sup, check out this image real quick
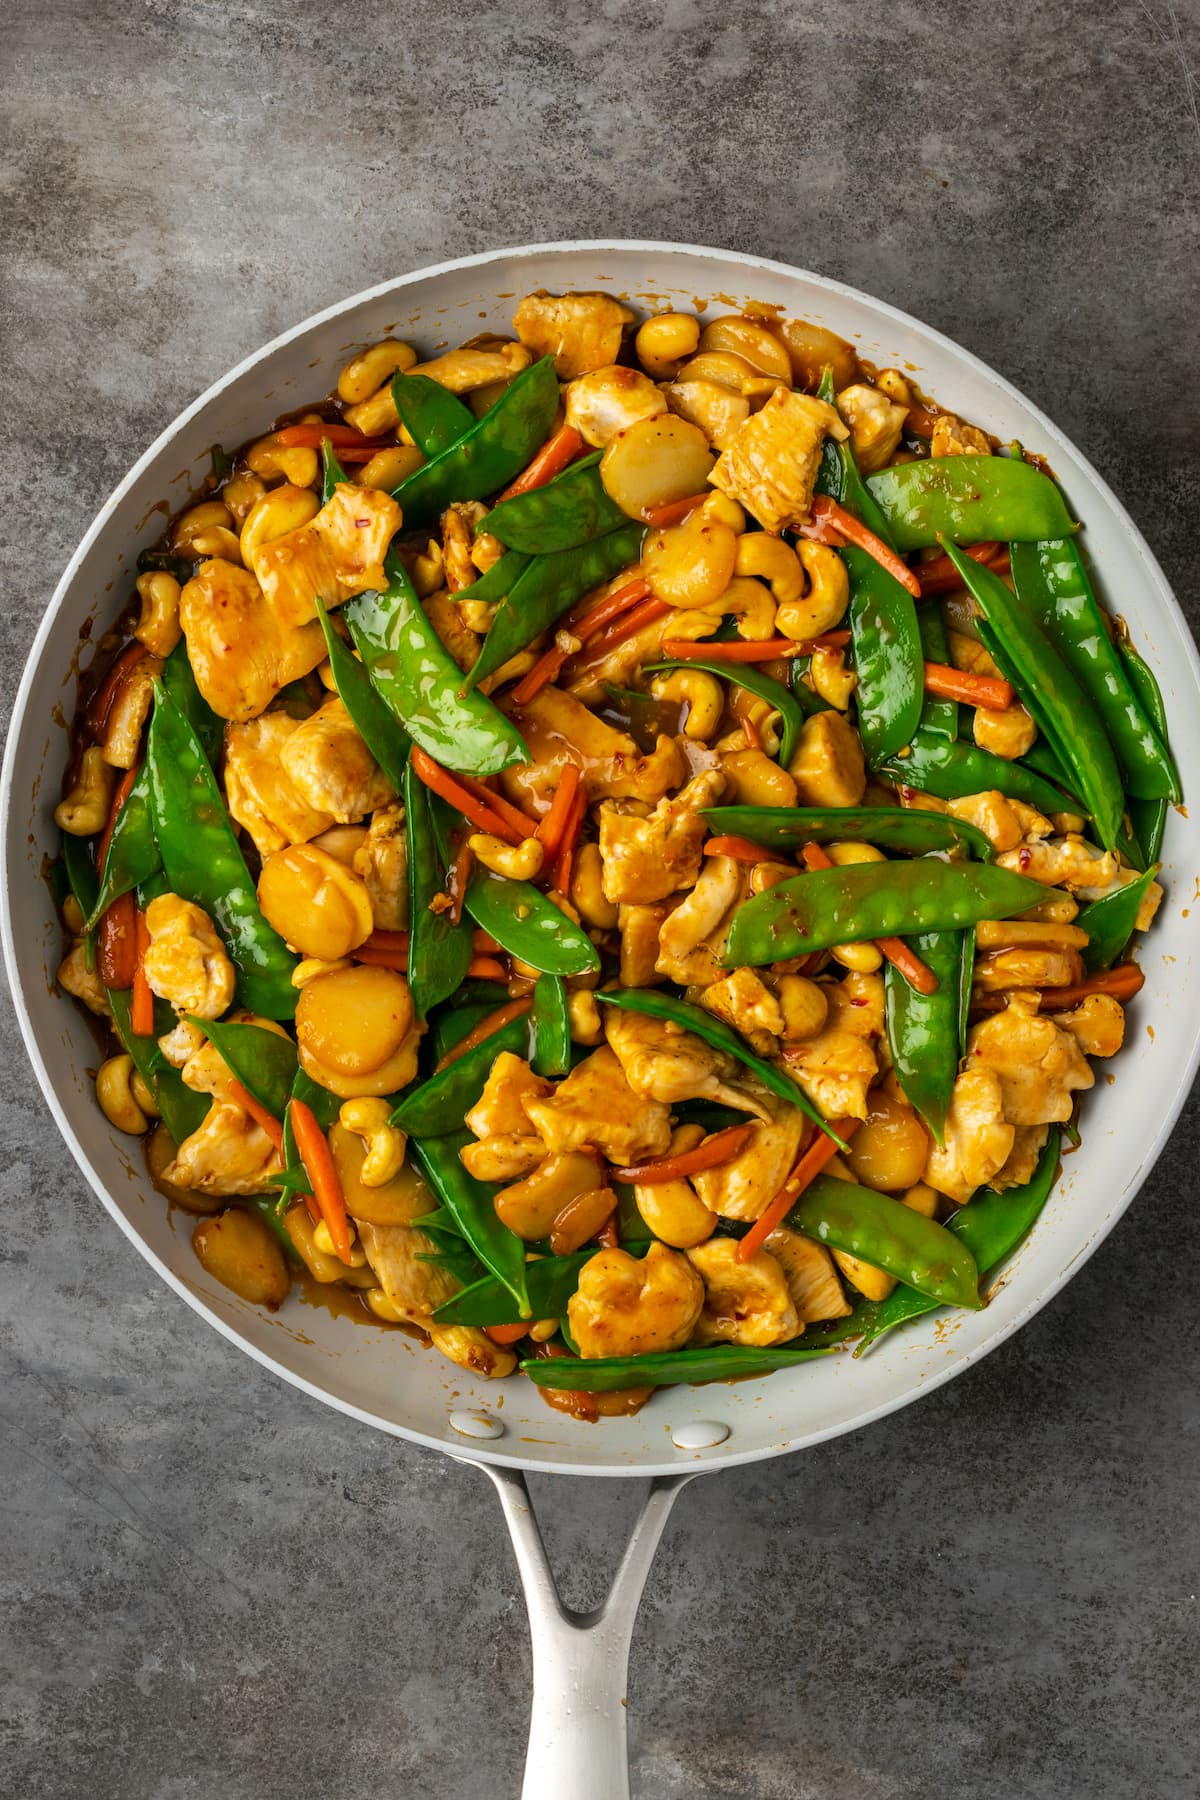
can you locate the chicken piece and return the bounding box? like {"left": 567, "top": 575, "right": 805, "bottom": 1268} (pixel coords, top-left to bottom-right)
{"left": 251, "top": 484, "right": 401, "bottom": 632}
{"left": 945, "top": 790, "right": 1029, "bottom": 854}
{"left": 157, "top": 1019, "right": 205, "bottom": 1068}
{"left": 619, "top": 900, "right": 674, "bottom": 987}
{"left": 279, "top": 696, "right": 395, "bottom": 822}
{"left": 947, "top": 629, "right": 1005, "bottom": 680}
{"left": 836, "top": 383, "right": 909, "bottom": 474}
{"left": 465, "top": 1052, "right": 553, "bottom": 1140}
{"left": 1051, "top": 993, "right": 1125, "bottom": 1058}
{"left": 660, "top": 377, "right": 749, "bottom": 452}
{"left": 989, "top": 1123, "right": 1050, "bottom": 1192}
{"left": 822, "top": 971, "right": 886, "bottom": 1040}
{"left": 352, "top": 803, "right": 408, "bottom": 931}
{"left": 692, "top": 1103, "right": 809, "bottom": 1222}
{"left": 967, "top": 991, "right": 1094, "bottom": 1125}
{"left": 973, "top": 947, "right": 1084, "bottom": 992}
{"left": 522, "top": 1046, "right": 672, "bottom": 1163}
{"left": 143, "top": 894, "right": 236, "bottom": 1020}
{"left": 163, "top": 1100, "right": 281, "bottom": 1196}
{"left": 783, "top": 1025, "right": 878, "bottom": 1121}
{"left": 179, "top": 1013, "right": 290, "bottom": 1102}
{"left": 603, "top": 1006, "right": 771, "bottom": 1119}
{"left": 788, "top": 709, "right": 867, "bottom": 809}
{"left": 597, "top": 770, "right": 726, "bottom": 904}
{"left": 424, "top": 588, "right": 481, "bottom": 674}
{"left": 764, "top": 1225, "right": 852, "bottom": 1323}
{"left": 224, "top": 713, "right": 335, "bottom": 857}
{"left": 567, "top": 1242, "right": 704, "bottom": 1358}
{"left": 441, "top": 502, "right": 490, "bottom": 592}
{"left": 357, "top": 1219, "right": 459, "bottom": 1321}
{"left": 699, "top": 967, "right": 785, "bottom": 1057}
{"left": 687, "top": 1238, "right": 801, "bottom": 1346}
{"left": 505, "top": 685, "right": 684, "bottom": 817}
{"left": 974, "top": 702, "right": 1037, "bottom": 760}
{"left": 710, "top": 389, "right": 847, "bottom": 532}
{"left": 566, "top": 365, "right": 667, "bottom": 446}
{"left": 997, "top": 834, "right": 1122, "bottom": 894}
{"left": 931, "top": 414, "right": 991, "bottom": 458}
{"left": 923, "top": 1066, "right": 1016, "bottom": 1205}
{"left": 427, "top": 1324, "right": 517, "bottom": 1380}
{"left": 179, "top": 560, "right": 327, "bottom": 722}
{"left": 409, "top": 344, "right": 531, "bottom": 393}
{"left": 513, "top": 290, "right": 635, "bottom": 378}
{"left": 655, "top": 853, "right": 742, "bottom": 987}
{"left": 57, "top": 942, "right": 112, "bottom": 1018}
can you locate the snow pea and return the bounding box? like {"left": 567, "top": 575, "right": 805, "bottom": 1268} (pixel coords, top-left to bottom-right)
{"left": 1009, "top": 539, "right": 1177, "bottom": 803}
{"left": 316, "top": 599, "right": 409, "bottom": 789}
{"left": 1119, "top": 637, "right": 1176, "bottom": 865}
{"left": 321, "top": 440, "right": 349, "bottom": 504}
{"left": 85, "top": 764, "right": 160, "bottom": 930}
{"left": 884, "top": 928, "right": 970, "bottom": 1145}
{"left": 844, "top": 545, "right": 924, "bottom": 763}
{"left": 647, "top": 658, "right": 806, "bottom": 768}
{"left": 814, "top": 368, "right": 896, "bottom": 545}
{"left": 520, "top": 1342, "right": 834, "bottom": 1392}
{"left": 146, "top": 686, "right": 298, "bottom": 1019}
{"left": 463, "top": 522, "right": 645, "bottom": 693}
{"left": 410, "top": 1129, "right": 529, "bottom": 1314}
{"left": 109, "top": 987, "right": 209, "bottom": 1147}
{"left": 702, "top": 804, "right": 993, "bottom": 861}
{"left": 392, "top": 355, "right": 559, "bottom": 527}
{"left": 453, "top": 548, "right": 533, "bottom": 611}
{"left": 161, "top": 638, "right": 223, "bottom": 765}
{"left": 403, "top": 756, "right": 472, "bottom": 1020}
{"left": 917, "top": 600, "right": 957, "bottom": 739}
{"left": 875, "top": 727, "right": 1079, "bottom": 817}
{"left": 725, "top": 858, "right": 1048, "bottom": 965}
{"left": 345, "top": 555, "right": 527, "bottom": 776}
{"left": 866, "top": 456, "right": 1078, "bottom": 551}
{"left": 464, "top": 865, "right": 600, "bottom": 976}
{"left": 390, "top": 372, "right": 474, "bottom": 458}
{"left": 788, "top": 656, "right": 833, "bottom": 717}
{"left": 788, "top": 1172, "right": 982, "bottom": 1309}
{"left": 434, "top": 1249, "right": 600, "bottom": 1327}
{"left": 940, "top": 537, "right": 1124, "bottom": 851}
{"left": 392, "top": 1010, "right": 530, "bottom": 1136}
{"left": 1017, "top": 733, "right": 1086, "bottom": 806}
{"left": 594, "top": 988, "right": 844, "bottom": 1146}
{"left": 1077, "top": 869, "right": 1159, "bottom": 971}
{"left": 61, "top": 828, "right": 100, "bottom": 922}
{"left": 485, "top": 454, "right": 629, "bottom": 553}
{"left": 189, "top": 1015, "right": 298, "bottom": 1119}
{"left": 530, "top": 973, "right": 571, "bottom": 1077}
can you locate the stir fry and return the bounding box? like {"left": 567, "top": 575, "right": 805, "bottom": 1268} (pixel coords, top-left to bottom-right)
{"left": 53, "top": 291, "right": 1179, "bottom": 1419}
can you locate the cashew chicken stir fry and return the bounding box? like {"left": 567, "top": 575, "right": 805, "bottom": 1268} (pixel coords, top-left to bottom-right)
{"left": 55, "top": 289, "right": 1179, "bottom": 1419}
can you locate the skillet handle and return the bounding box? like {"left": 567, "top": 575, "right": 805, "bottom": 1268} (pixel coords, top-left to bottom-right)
{"left": 465, "top": 1461, "right": 694, "bottom": 1799}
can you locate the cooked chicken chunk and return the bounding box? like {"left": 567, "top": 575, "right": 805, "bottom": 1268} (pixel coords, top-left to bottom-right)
{"left": 603, "top": 1006, "right": 771, "bottom": 1118}
{"left": 567, "top": 1242, "right": 704, "bottom": 1358}
{"left": 1052, "top": 993, "right": 1125, "bottom": 1058}
{"left": 974, "top": 947, "right": 1084, "bottom": 992}
{"left": 179, "top": 559, "right": 327, "bottom": 722}
{"left": 931, "top": 414, "right": 991, "bottom": 457}
{"left": 251, "top": 484, "right": 401, "bottom": 632}
{"left": 279, "top": 696, "right": 395, "bottom": 822}
{"left": 409, "top": 344, "right": 531, "bottom": 393}
{"left": 597, "top": 770, "right": 725, "bottom": 904}
{"left": 783, "top": 1025, "right": 878, "bottom": 1121}
{"left": 656, "top": 854, "right": 742, "bottom": 987}
{"left": 163, "top": 1100, "right": 281, "bottom": 1196}
{"left": 687, "top": 1238, "right": 801, "bottom": 1346}
{"left": 967, "top": 991, "right": 1094, "bottom": 1125}
{"left": 57, "top": 941, "right": 112, "bottom": 1017}
{"left": 946, "top": 790, "right": 1037, "bottom": 854}
{"left": 699, "top": 967, "right": 785, "bottom": 1057}
{"left": 513, "top": 290, "right": 635, "bottom": 378}
{"left": 974, "top": 702, "right": 1037, "bottom": 760}
{"left": 764, "top": 1226, "right": 852, "bottom": 1322}
{"left": 143, "top": 894, "right": 236, "bottom": 1020}
{"left": 789, "top": 709, "right": 867, "bottom": 809}
{"left": 225, "top": 712, "right": 334, "bottom": 857}
{"left": 710, "top": 389, "right": 847, "bottom": 532}
{"left": 465, "top": 1052, "right": 553, "bottom": 1140}
{"left": 997, "top": 834, "right": 1121, "bottom": 893}
{"left": 352, "top": 803, "right": 408, "bottom": 931}
{"left": 836, "top": 383, "right": 909, "bottom": 474}
{"left": 822, "top": 971, "right": 886, "bottom": 1040}
{"left": 923, "top": 1067, "right": 1015, "bottom": 1205}
{"left": 989, "top": 1123, "right": 1050, "bottom": 1192}
{"left": 521, "top": 1046, "right": 672, "bottom": 1164}
{"left": 505, "top": 686, "right": 684, "bottom": 818}
{"left": 357, "top": 1219, "right": 459, "bottom": 1321}
{"left": 691, "top": 1104, "right": 809, "bottom": 1222}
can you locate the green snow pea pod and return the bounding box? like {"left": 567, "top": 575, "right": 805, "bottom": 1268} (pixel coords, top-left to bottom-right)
{"left": 345, "top": 556, "right": 527, "bottom": 776}
{"left": 787, "top": 1173, "right": 982, "bottom": 1309}
{"left": 463, "top": 522, "right": 645, "bottom": 694}
{"left": 814, "top": 368, "right": 896, "bottom": 545}
{"left": 876, "top": 728, "right": 1079, "bottom": 817}
{"left": 939, "top": 538, "right": 1124, "bottom": 851}
{"left": 866, "top": 456, "right": 1078, "bottom": 551}
{"left": 410, "top": 1129, "right": 529, "bottom": 1314}
{"left": 403, "top": 757, "right": 472, "bottom": 1021}
{"left": 85, "top": 764, "right": 160, "bottom": 929}
{"left": 725, "top": 858, "right": 1048, "bottom": 965}
{"left": 390, "top": 372, "right": 474, "bottom": 458}
{"left": 430, "top": 990, "right": 509, "bottom": 1062}
{"left": 391, "top": 356, "right": 560, "bottom": 527}
{"left": 188, "top": 1015, "right": 298, "bottom": 1119}
{"left": 1119, "top": 636, "right": 1176, "bottom": 865}
{"left": 917, "top": 600, "right": 957, "bottom": 739}
{"left": 1016, "top": 732, "right": 1087, "bottom": 806}
{"left": 520, "top": 1342, "right": 834, "bottom": 1392}
{"left": 161, "top": 638, "right": 223, "bottom": 765}
{"left": 484, "top": 453, "right": 629, "bottom": 553}
{"left": 392, "top": 1010, "right": 531, "bottom": 1136}
{"left": 530, "top": 974, "right": 571, "bottom": 1078}
{"left": 145, "top": 686, "right": 298, "bottom": 1019}
{"left": 822, "top": 1128, "right": 1060, "bottom": 1350}
{"left": 1009, "top": 540, "right": 1177, "bottom": 803}
{"left": 843, "top": 546, "right": 924, "bottom": 763}
{"left": 884, "top": 928, "right": 970, "bottom": 1145}
{"left": 316, "top": 599, "right": 410, "bottom": 789}
{"left": 647, "top": 658, "right": 806, "bottom": 769}
{"left": 702, "top": 804, "right": 992, "bottom": 860}
{"left": 788, "top": 656, "right": 833, "bottom": 718}
{"left": 108, "top": 987, "right": 209, "bottom": 1147}
{"left": 594, "top": 988, "right": 845, "bottom": 1147}
{"left": 321, "top": 440, "right": 349, "bottom": 504}
{"left": 453, "top": 548, "right": 533, "bottom": 611}
{"left": 1077, "top": 868, "right": 1159, "bottom": 971}
{"left": 434, "top": 1248, "right": 606, "bottom": 1327}
{"left": 464, "top": 865, "right": 600, "bottom": 976}
{"left": 61, "top": 828, "right": 100, "bottom": 922}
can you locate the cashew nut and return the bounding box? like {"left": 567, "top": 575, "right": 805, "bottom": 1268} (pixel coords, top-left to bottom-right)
{"left": 245, "top": 432, "right": 318, "bottom": 488}
{"left": 357, "top": 445, "right": 424, "bottom": 491}
{"left": 697, "top": 315, "right": 793, "bottom": 383}
{"left": 337, "top": 339, "right": 418, "bottom": 405}
{"left": 291, "top": 956, "right": 352, "bottom": 989}
{"left": 173, "top": 501, "right": 239, "bottom": 563}
{"left": 313, "top": 1216, "right": 368, "bottom": 1267}
{"left": 697, "top": 492, "right": 746, "bottom": 533}
{"left": 468, "top": 831, "right": 545, "bottom": 881}
{"left": 672, "top": 574, "right": 777, "bottom": 643}
{"left": 809, "top": 647, "right": 857, "bottom": 711}
{"left": 567, "top": 988, "right": 605, "bottom": 1044}
{"left": 412, "top": 540, "right": 444, "bottom": 596}
{"left": 134, "top": 572, "right": 182, "bottom": 657}
{"left": 635, "top": 311, "right": 701, "bottom": 380}
{"left": 102, "top": 653, "right": 163, "bottom": 768}
{"left": 61, "top": 894, "right": 84, "bottom": 935}
{"left": 338, "top": 1097, "right": 407, "bottom": 1188}
{"left": 568, "top": 841, "right": 618, "bottom": 929}
{"left": 239, "top": 483, "right": 321, "bottom": 568}
{"left": 96, "top": 1054, "right": 151, "bottom": 1134}
{"left": 648, "top": 668, "right": 722, "bottom": 741}
{"left": 55, "top": 747, "right": 115, "bottom": 836}
{"left": 220, "top": 470, "right": 268, "bottom": 526}
{"left": 776, "top": 541, "right": 850, "bottom": 641}
{"left": 734, "top": 534, "right": 805, "bottom": 606}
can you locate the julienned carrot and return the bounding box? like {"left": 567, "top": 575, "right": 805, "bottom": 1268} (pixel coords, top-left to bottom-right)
{"left": 362, "top": 928, "right": 410, "bottom": 952}
{"left": 923, "top": 662, "right": 1014, "bottom": 711}
{"left": 551, "top": 784, "right": 588, "bottom": 896}
{"left": 704, "top": 835, "right": 781, "bottom": 864}
{"left": 535, "top": 763, "right": 581, "bottom": 860}
{"left": 498, "top": 423, "right": 584, "bottom": 501}
{"left": 274, "top": 422, "right": 388, "bottom": 449}
{"left": 131, "top": 912, "right": 154, "bottom": 1036}
{"left": 456, "top": 772, "right": 537, "bottom": 840}
{"left": 809, "top": 495, "right": 922, "bottom": 598}
{"left": 800, "top": 841, "right": 938, "bottom": 994}
{"left": 643, "top": 491, "right": 712, "bottom": 528}
{"left": 289, "top": 1098, "right": 353, "bottom": 1265}
{"left": 485, "top": 1321, "right": 530, "bottom": 1346}
{"left": 352, "top": 945, "right": 409, "bottom": 969}
{"left": 660, "top": 637, "right": 801, "bottom": 663}
{"left": 436, "top": 998, "right": 533, "bottom": 1070}
{"left": 96, "top": 764, "right": 140, "bottom": 870}
{"left": 904, "top": 404, "right": 941, "bottom": 439}
{"left": 85, "top": 643, "right": 148, "bottom": 738}
{"left": 510, "top": 647, "right": 567, "bottom": 705}
{"left": 97, "top": 892, "right": 138, "bottom": 991}
{"left": 736, "top": 1119, "right": 862, "bottom": 1262}
{"left": 614, "top": 1123, "right": 756, "bottom": 1184}
{"left": 228, "top": 1079, "right": 286, "bottom": 1154}
{"left": 595, "top": 1217, "right": 620, "bottom": 1249}
{"left": 447, "top": 838, "right": 474, "bottom": 925}
{"left": 510, "top": 577, "right": 651, "bottom": 704}
{"left": 467, "top": 955, "right": 509, "bottom": 982}
{"left": 915, "top": 541, "right": 1000, "bottom": 593}
{"left": 741, "top": 710, "right": 762, "bottom": 750}
{"left": 410, "top": 746, "right": 525, "bottom": 846}
{"left": 585, "top": 595, "right": 670, "bottom": 658}
{"left": 1043, "top": 964, "right": 1145, "bottom": 1008}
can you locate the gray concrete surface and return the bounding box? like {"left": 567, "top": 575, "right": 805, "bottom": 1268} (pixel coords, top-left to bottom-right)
{"left": 3, "top": 2, "right": 1199, "bottom": 1795}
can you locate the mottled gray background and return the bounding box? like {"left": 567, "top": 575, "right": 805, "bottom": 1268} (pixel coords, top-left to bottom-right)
{"left": 3, "top": 2, "right": 1198, "bottom": 1796}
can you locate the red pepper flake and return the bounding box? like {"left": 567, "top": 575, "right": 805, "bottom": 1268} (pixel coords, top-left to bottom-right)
{"left": 1018, "top": 847, "right": 1032, "bottom": 871}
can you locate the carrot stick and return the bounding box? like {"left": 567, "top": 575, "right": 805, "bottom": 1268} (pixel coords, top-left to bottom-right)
{"left": 97, "top": 892, "right": 138, "bottom": 990}
{"left": 446, "top": 838, "right": 474, "bottom": 925}
{"left": 484, "top": 1321, "right": 531, "bottom": 1346}
{"left": 582, "top": 595, "right": 671, "bottom": 658}
{"left": 497, "top": 424, "right": 584, "bottom": 500}
{"left": 228, "top": 1079, "right": 286, "bottom": 1154}
{"left": 800, "top": 841, "right": 938, "bottom": 994}
{"left": 923, "top": 662, "right": 1014, "bottom": 711}
{"left": 614, "top": 1123, "right": 756, "bottom": 1184}
{"left": 914, "top": 541, "right": 1000, "bottom": 593}
{"left": 741, "top": 711, "right": 762, "bottom": 750}
{"left": 290, "top": 1099, "right": 353, "bottom": 1264}
{"left": 660, "top": 637, "right": 801, "bottom": 663}
{"left": 809, "top": 495, "right": 922, "bottom": 598}
{"left": 467, "top": 955, "right": 509, "bottom": 982}
{"left": 96, "top": 764, "right": 140, "bottom": 870}
{"left": 595, "top": 1217, "right": 620, "bottom": 1248}
{"left": 273, "top": 422, "right": 390, "bottom": 449}
{"left": 509, "top": 577, "right": 651, "bottom": 704}
{"left": 509, "top": 646, "right": 567, "bottom": 705}
{"left": 737, "top": 1119, "right": 862, "bottom": 1262}
{"left": 351, "top": 946, "right": 409, "bottom": 969}
{"left": 703, "top": 835, "right": 780, "bottom": 864}
{"left": 410, "top": 746, "right": 525, "bottom": 846}
{"left": 85, "top": 643, "right": 148, "bottom": 739}
{"left": 535, "top": 763, "right": 581, "bottom": 861}
{"left": 361, "top": 928, "right": 410, "bottom": 952}
{"left": 1042, "top": 964, "right": 1145, "bottom": 1008}
{"left": 551, "top": 784, "right": 588, "bottom": 896}
{"left": 643, "top": 491, "right": 712, "bottom": 527}
{"left": 455, "top": 772, "right": 537, "bottom": 840}
{"left": 131, "top": 912, "right": 155, "bottom": 1036}
{"left": 436, "top": 998, "right": 533, "bottom": 1070}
